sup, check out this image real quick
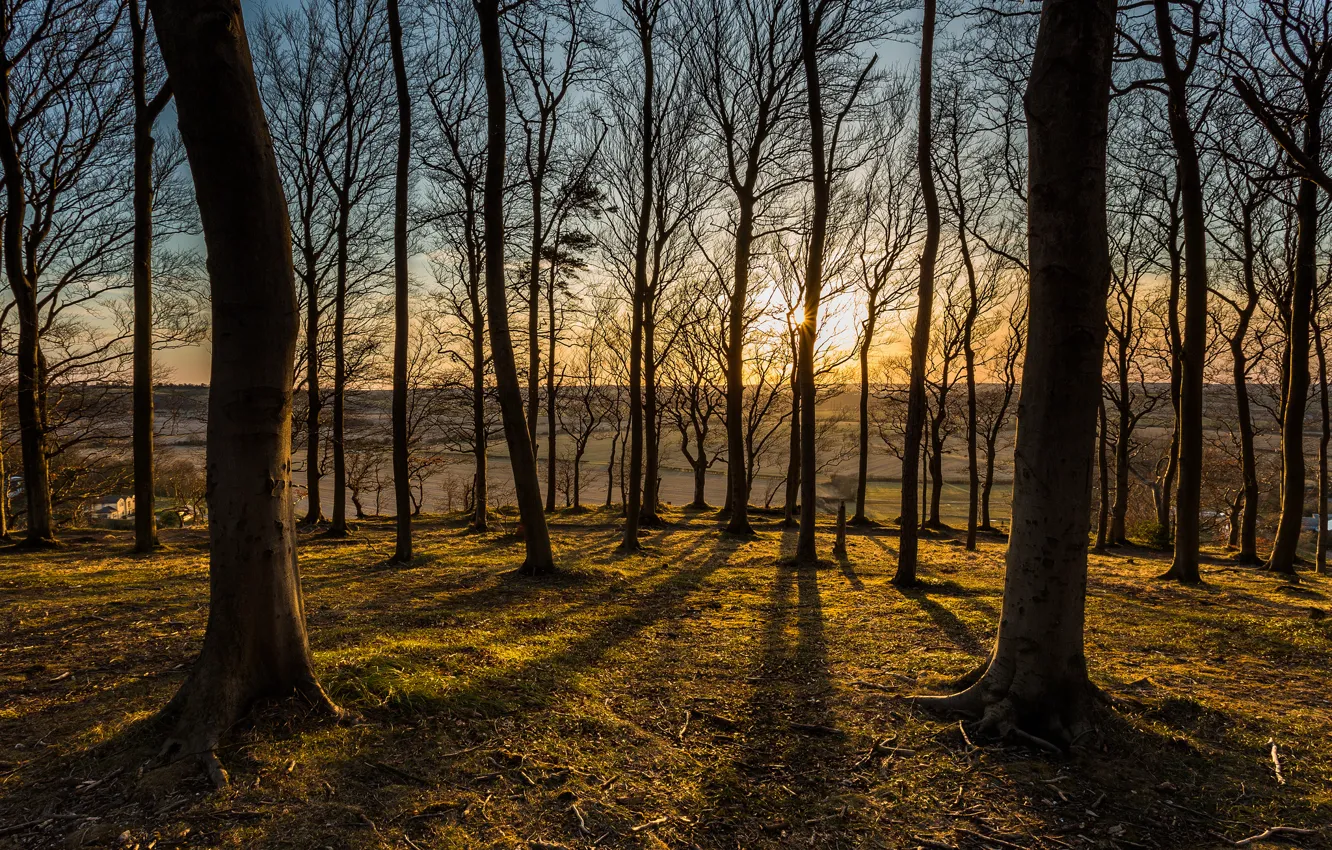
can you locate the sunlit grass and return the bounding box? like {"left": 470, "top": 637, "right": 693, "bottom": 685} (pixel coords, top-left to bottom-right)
{"left": 1, "top": 511, "right": 1328, "bottom": 848}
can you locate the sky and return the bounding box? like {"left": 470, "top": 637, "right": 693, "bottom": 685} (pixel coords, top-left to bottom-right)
{"left": 156, "top": 0, "right": 924, "bottom": 386}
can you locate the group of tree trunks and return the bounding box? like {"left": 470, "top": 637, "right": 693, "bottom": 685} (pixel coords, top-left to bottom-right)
{"left": 29, "top": 0, "right": 1323, "bottom": 773}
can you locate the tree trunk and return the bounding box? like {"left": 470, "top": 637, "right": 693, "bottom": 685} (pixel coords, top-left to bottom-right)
{"left": 928, "top": 412, "right": 945, "bottom": 528}
{"left": 1318, "top": 327, "right": 1329, "bottom": 574}
{"left": 620, "top": 9, "right": 655, "bottom": 553}
{"left": 854, "top": 303, "right": 875, "bottom": 524}
{"left": 1267, "top": 129, "right": 1321, "bottom": 576}
{"left": 0, "top": 57, "right": 54, "bottom": 545}
{"left": 605, "top": 427, "right": 618, "bottom": 508}
{"left": 131, "top": 0, "right": 169, "bottom": 554}
{"left": 302, "top": 241, "right": 323, "bottom": 525}
{"left": 388, "top": 0, "right": 411, "bottom": 563}
{"left": 795, "top": 0, "right": 829, "bottom": 564}
{"left": 150, "top": 0, "right": 337, "bottom": 767}
{"left": 724, "top": 198, "right": 757, "bottom": 535}
{"left": 896, "top": 0, "right": 939, "bottom": 585}
{"left": 642, "top": 292, "right": 661, "bottom": 525}
{"left": 1096, "top": 398, "right": 1109, "bottom": 550}
{"left": 783, "top": 366, "right": 800, "bottom": 527}
{"left": 477, "top": 0, "right": 554, "bottom": 574}
{"left": 1234, "top": 334, "right": 1259, "bottom": 562}
{"left": 1110, "top": 389, "right": 1130, "bottom": 544}
{"left": 1156, "top": 0, "right": 1206, "bottom": 584}
{"left": 960, "top": 229, "right": 980, "bottom": 550}
{"left": 328, "top": 194, "right": 350, "bottom": 537}
{"left": 545, "top": 256, "right": 558, "bottom": 512}
{"left": 918, "top": 0, "right": 1115, "bottom": 747}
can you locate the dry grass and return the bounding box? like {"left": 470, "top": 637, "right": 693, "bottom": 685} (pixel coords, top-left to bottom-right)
{"left": 1, "top": 509, "right": 1330, "bottom": 849}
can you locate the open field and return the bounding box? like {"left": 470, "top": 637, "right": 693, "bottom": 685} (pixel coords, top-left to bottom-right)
{"left": 2, "top": 511, "right": 1330, "bottom": 849}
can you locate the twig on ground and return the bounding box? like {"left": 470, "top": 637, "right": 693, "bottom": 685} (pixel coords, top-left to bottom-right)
{"left": 1229, "top": 826, "right": 1318, "bottom": 846}
{"left": 910, "top": 836, "right": 959, "bottom": 850}
{"left": 1268, "top": 739, "right": 1285, "bottom": 785}
{"left": 631, "top": 816, "right": 668, "bottom": 832}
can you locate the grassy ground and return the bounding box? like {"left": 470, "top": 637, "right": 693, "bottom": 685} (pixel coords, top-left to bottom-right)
{"left": 1, "top": 509, "right": 1329, "bottom": 850}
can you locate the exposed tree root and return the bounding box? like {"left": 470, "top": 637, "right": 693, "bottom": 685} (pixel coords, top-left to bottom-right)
{"left": 914, "top": 665, "right": 1099, "bottom": 754}
{"left": 157, "top": 672, "right": 343, "bottom": 789}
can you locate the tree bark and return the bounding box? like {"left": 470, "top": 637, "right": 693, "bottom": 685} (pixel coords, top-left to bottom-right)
{"left": 545, "top": 253, "right": 559, "bottom": 512}
{"left": 388, "top": 0, "right": 411, "bottom": 563}
{"left": 477, "top": 0, "right": 554, "bottom": 574}
{"left": 1315, "top": 315, "right": 1328, "bottom": 574}
{"left": 724, "top": 199, "right": 757, "bottom": 535}
{"left": 853, "top": 297, "right": 876, "bottom": 524}
{"left": 795, "top": 0, "right": 827, "bottom": 564}
{"left": 150, "top": 0, "right": 337, "bottom": 765}
{"left": 1266, "top": 109, "right": 1321, "bottom": 577}
{"left": 131, "top": 0, "right": 171, "bottom": 554}
{"left": 896, "top": 0, "right": 939, "bottom": 584}
{"left": 620, "top": 3, "right": 655, "bottom": 553}
{"left": 1096, "top": 397, "right": 1109, "bottom": 550}
{"left": 0, "top": 14, "right": 55, "bottom": 546}
{"left": 917, "top": 0, "right": 1115, "bottom": 747}
{"left": 1232, "top": 206, "right": 1260, "bottom": 563}
{"left": 1156, "top": 0, "right": 1206, "bottom": 584}
{"left": 783, "top": 363, "right": 800, "bottom": 527}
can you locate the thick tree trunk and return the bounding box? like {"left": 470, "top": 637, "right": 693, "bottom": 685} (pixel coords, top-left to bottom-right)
{"left": 1156, "top": 0, "right": 1206, "bottom": 584}
{"left": 917, "top": 0, "right": 1115, "bottom": 747}
{"left": 896, "top": 0, "right": 939, "bottom": 585}
{"left": 477, "top": 0, "right": 554, "bottom": 574}
{"left": 150, "top": 0, "right": 337, "bottom": 767}
{"left": 388, "top": 0, "right": 411, "bottom": 563}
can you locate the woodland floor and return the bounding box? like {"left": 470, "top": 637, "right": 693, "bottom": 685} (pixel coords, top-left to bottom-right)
{"left": 1, "top": 508, "right": 1330, "bottom": 850}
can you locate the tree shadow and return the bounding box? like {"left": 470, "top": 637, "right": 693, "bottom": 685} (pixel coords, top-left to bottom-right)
{"left": 895, "top": 583, "right": 986, "bottom": 655}
{"left": 834, "top": 551, "right": 864, "bottom": 591}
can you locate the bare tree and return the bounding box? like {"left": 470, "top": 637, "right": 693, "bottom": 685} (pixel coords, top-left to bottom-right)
{"left": 684, "top": 0, "right": 803, "bottom": 535}
{"left": 476, "top": 0, "right": 555, "bottom": 573}
{"left": 896, "top": 0, "right": 941, "bottom": 585}
{"left": 150, "top": 0, "right": 338, "bottom": 779}
{"left": 388, "top": 0, "right": 411, "bottom": 562}
{"left": 1231, "top": 0, "right": 1332, "bottom": 577}
{"left": 919, "top": 0, "right": 1116, "bottom": 746}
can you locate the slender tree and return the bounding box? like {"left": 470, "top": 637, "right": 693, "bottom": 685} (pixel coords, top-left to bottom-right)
{"left": 130, "top": 0, "right": 173, "bottom": 554}
{"left": 1231, "top": 0, "right": 1331, "bottom": 577}
{"left": 895, "top": 0, "right": 940, "bottom": 585}
{"left": 388, "top": 0, "right": 411, "bottom": 562}
{"left": 476, "top": 0, "right": 555, "bottom": 573}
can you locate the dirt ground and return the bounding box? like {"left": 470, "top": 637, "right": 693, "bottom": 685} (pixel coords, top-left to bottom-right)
{"left": 1, "top": 509, "right": 1329, "bottom": 849}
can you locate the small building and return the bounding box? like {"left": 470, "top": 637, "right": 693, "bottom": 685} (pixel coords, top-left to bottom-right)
{"left": 88, "top": 495, "right": 135, "bottom": 525}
